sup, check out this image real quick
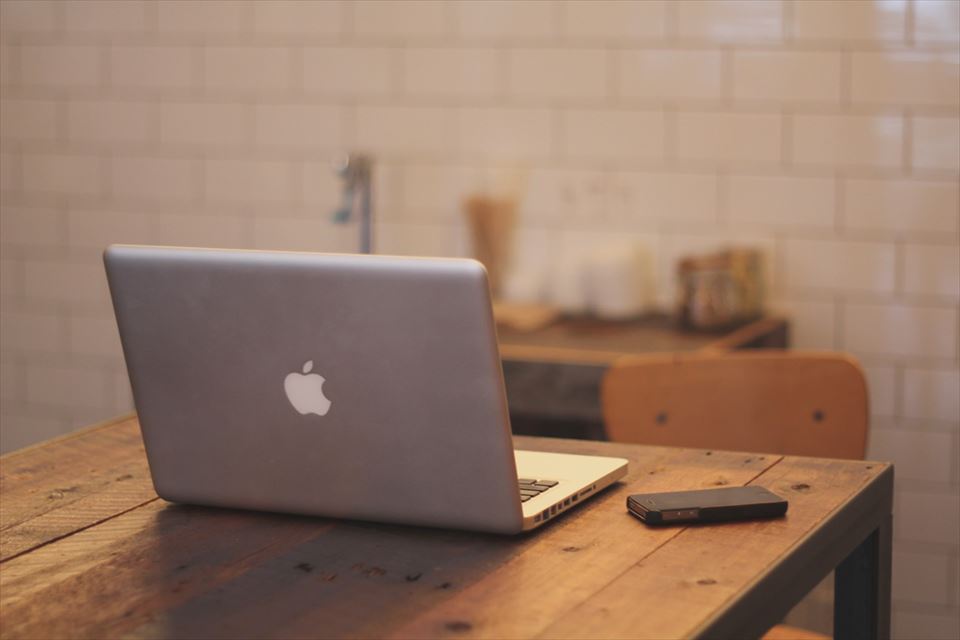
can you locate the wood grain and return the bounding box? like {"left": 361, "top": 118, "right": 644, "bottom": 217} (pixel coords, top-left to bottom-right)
{"left": 0, "top": 415, "right": 156, "bottom": 561}
{"left": 387, "top": 447, "right": 780, "bottom": 640}
{"left": 0, "top": 501, "right": 330, "bottom": 639}
{"left": 702, "top": 316, "right": 790, "bottom": 353}
{"left": 499, "top": 315, "right": 789, "bottom": 365}
{"left": 0, "top": 419, "right": 891, "bottom": 640}
{"left": 537, "top": 456, "right": 890, "bottom": 639}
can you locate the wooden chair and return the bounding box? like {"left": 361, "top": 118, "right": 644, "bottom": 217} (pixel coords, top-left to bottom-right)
{"left": 602, "top": 351, "right": 868, "bottom": 459}
{"left": 602, "top": 350, "right": 870, "bottom": 639}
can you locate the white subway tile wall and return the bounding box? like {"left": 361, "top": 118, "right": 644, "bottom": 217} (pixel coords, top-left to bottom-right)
{"left": 0, "top": 0, "right": 59, "bottom": 34}
{"left": 69, "top": 99, "right": 157, "bottom": 146}
{"left": 676, "top": 0, "right": 783, "bottom": 42}
{"left": 19, "top": 44, "right": 102, "bottom": 88}
{"left": 303, "top": 47, "right": 394, "bottom": 96}
{"left": 851, "top": 51, "right": 960, "bottom": 107}
{"left": 156, "top": 0, "right": 249, "bottom": 36}
{"left": 561, "top": 0, "right": 667, "bottom": 40}
{"left": 562, "top": 108, "right": 663, "bottom": 160}
{"left": 461, "top": 106, "right": 553, "bottom": 158}
{"left": 844, "top": 178, "right": 959, "bottom": 234}
{"left": 913, "top": 115, "right": 960, "bottom": 171}
{"left": 676, "top": 111, "right": 782, "bottom": 163}
{"left": 726, "top": 175, "right": 835, "bottom": 228}
{"left": 791, "top": 0, "right": 907, "bottom": 42}
{"left": 109, "top": 45, "right": 199, "bottom": 91}
{"left": 21, "top": 152, "right": 104, "bottom": 197}
{"left": 732, "top": 51, "right": 843, "bottom": 103}
{"left": 914, "top": 0, "right": 960, "bottom": 44}
{"left": 354, "top": 0, "right": 447, "bottom": 38}
{"left": 1, "top": 99, "right": 59, "bottom": 142}
{"left": 891, "top": 548, "right": 952, "bottom": 606}
{"left": 792, "top": 114, "right": 904, "bottom": 168}
{"left": 0, "top": 1, "right": 957, "bottom": 635}
{"left": 403, "top": 47, "right": 500, "bottom": 97}
{"left": 784, "top": 238, "right": 896, "bottom": 293}
{"left": 62, "top": 0, "right": 149, "bottom": 34}
{"left": 204, "top": 46, "right": 295, "bottom": 93}
{"left": 507, "top": 48, "right": 608, "bottom": 100}
{"left": 618, "top": 50, "right": 724, "bottom": 101}
{"left": 455, "top": 0, "right": 556, "bottom": 39}
{"left": 252, "top": 0, "right": 344, "bottom": 37}
{"left": 110, "top": 155, "right": 196, "bottom": 203}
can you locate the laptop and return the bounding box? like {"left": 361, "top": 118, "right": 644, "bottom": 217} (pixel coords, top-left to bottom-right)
{"left": 104, "top": 245, "right": 628, "bottom": 534}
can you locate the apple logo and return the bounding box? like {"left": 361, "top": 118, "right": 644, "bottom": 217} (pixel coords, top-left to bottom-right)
{"left": 283, "top": 360, "right": 332, "bottom": 416}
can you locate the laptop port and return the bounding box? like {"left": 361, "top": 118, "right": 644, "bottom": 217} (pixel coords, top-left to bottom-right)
{"left": 571, "top": 494, "right": 578, "bottom": 502}
{"left": 563, "top": 498, "right": 571, "bottom": 507}
{"left": 534, "top": 514, "right": 541, "bottom": 523}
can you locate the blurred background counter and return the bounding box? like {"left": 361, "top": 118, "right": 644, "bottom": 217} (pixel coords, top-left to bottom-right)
{"left": 499, "top": 312, "right": 789, "bottom": 440}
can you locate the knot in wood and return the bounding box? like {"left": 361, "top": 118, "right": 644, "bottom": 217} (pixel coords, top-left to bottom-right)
{"left": 445, "top": 621, "right": 473, "bottom": 632}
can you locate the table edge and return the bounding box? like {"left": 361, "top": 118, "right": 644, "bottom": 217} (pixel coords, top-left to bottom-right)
{"left": 500, "top": 317, "right": 789, "bottom": 365}
{"left": 691, "top": 462, "right": 894, "bottom": 639}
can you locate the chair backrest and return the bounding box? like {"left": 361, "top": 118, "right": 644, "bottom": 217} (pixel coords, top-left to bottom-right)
{"left": 602, "top": 351, "right": 868, "bottom": 459}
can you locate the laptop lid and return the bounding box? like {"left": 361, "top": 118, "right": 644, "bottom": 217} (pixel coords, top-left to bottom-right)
{"left": 105, "top": 245, "right": 523, "bottom": 534}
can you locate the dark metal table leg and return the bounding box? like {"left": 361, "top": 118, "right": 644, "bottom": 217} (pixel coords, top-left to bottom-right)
{"left": 834, "top": 515, "right": 892, "bottom": 640}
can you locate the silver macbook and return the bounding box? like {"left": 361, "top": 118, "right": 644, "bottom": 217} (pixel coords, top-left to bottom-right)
{"left": 104, "top": 245, "right": 627, "bottom": 534}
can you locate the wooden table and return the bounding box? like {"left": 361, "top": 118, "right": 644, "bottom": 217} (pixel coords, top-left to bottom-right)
{"left": 499, "top": 314, "right": 789, "bottom": 440}
{"left": 498, "top": 314, "right": 790, "bottom": 364}
{"left": 0, "top": 415, "right": 891, "bottom": 640}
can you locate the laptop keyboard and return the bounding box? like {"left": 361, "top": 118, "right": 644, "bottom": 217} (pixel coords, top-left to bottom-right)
{"left": 518, "top": 478, "right": 558, "bottom": 502}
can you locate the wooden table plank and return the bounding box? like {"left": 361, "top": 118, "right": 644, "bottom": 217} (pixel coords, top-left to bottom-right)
{"left": 536, "top": 456, "right": 891, "bottom": 640}
{"left": 0, "top": 415, "right": 156, "bottom": 562}
{"left": 131, "top": 438, "right": 759, "bottom": 640}
{"left": 0, "top": 501, "right": 330, "bottom": 639}
{"left": 388, "top": 449, "right": 780, "bottom": 640}
{"left": 0, "top": 418, "right": 890, "bottom": 640}
{"left": 0, "top": 423, "right": 777, "bottom": 640}
{"left": 126, "top": 517, "right": 519, "bottom": 640}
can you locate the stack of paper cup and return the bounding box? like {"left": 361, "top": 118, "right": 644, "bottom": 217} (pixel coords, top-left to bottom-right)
{"left": 583, "top": 244, "right": 650, "bottom": 319}
{"left": 545, "top": 251, "right": 586, "bottom": 314}
{"left": 537, "top": 241, "right": 651, "bottom": 318}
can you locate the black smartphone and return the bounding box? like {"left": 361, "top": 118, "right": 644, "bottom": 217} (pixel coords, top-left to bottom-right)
{"left": 627, "top": 486, "right": 787, "bottom": 525}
